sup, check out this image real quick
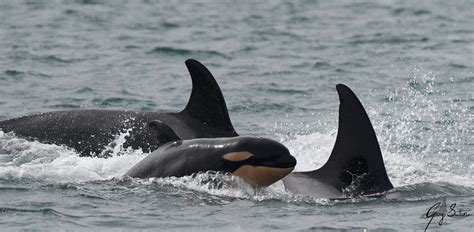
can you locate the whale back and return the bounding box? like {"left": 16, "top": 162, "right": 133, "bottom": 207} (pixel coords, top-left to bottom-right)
{"left": 0, "top": 59, "right": 238, "bottom": 156}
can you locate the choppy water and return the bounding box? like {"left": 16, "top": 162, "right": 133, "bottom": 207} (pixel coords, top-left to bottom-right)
{"left": 0, "top": 0, "right": 473, "bottom": 231}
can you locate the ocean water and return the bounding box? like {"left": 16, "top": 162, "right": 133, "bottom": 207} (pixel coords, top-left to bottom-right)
{"left": 0, "top": 0, "right": 473, "bottom": 231}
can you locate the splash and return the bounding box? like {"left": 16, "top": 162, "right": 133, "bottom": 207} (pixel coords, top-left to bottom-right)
{"left": 375, "top": 67, "right": 472, "bottom": 187}
{"left": 280, "top": 67, "right": 473, "bottom": 191}
{"left": 99, "top": 127, "right": 137, "bottom": 158}
{"left": 0, "top": 131, "right": 145, "bottom": 183}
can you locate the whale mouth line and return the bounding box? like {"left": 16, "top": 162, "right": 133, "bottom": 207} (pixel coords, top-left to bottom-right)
{"left": 232, "top": 165, "right": 295, "bottom": 188}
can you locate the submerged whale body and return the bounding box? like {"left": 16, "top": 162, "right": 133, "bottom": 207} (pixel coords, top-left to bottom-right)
{"left": 0, "top": 59, "right": 238, "bottom": 156}
{"left": 283, "top": 84, "right": 393, "bottom": 198}
{"left": 125, "top": 120, "right": 296, "bottom": 188}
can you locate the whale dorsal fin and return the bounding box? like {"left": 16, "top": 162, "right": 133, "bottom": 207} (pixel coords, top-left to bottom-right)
{"left": 148, "top": 120, "right": 181, "bottom": 145}
{"left": 307, "top": 84, "right": 393, "bottom": 196}
{"left": 180, "top": 59, "right": 238, "bottom": 137}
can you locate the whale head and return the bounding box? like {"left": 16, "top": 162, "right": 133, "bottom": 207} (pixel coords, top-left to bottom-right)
{"left": 220, "top": 136, "right": 297, "bottom": 187}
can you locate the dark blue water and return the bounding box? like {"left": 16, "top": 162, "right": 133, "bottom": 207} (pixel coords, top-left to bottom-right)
{"left": 1, "top": 0, "right": 472, "bottom": 231}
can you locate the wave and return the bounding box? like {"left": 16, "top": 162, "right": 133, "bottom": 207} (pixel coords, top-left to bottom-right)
{"left": 350, "top": 33, "right": 429, "bottom": 45}
{"left": 147, "top": 46, "right": 230, "bottom": 59}
{"left": 230, "top": 100, "right": 312, "bottom": 113}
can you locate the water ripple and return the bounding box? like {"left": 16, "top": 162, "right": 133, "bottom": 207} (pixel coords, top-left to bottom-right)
{"left": 0, "top": 207, "right": 82, "bottom": 219}
{"left": 350, "top": 34, "right": 429, "bottom": 45}
{"left": 147, "top": 46, "right": 230, "bottom": 59}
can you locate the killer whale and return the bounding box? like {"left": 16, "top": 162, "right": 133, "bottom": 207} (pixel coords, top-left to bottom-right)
{"left": 125, "top": 120, "right": 296, "bottom": 188}
{"left": 283, "top": 84, "right": 393, "bottom": 198}
{"left": 0, "top": 59, "right": 238, "bottom": 157}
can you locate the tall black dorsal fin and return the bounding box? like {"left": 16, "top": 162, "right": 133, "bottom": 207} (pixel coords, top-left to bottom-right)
{"left": 148, "top": 120, "right": 181, "bottom": 145}
{"left": 181, "top": 59, "right": 238, "bottom": 136}
{"left": 309, "top": 84, "right": 393, "bottom": 196}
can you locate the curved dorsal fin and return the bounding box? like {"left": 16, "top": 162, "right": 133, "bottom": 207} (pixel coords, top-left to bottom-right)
{"left": 148, "top": 120, "right": 181, "bottom": 145}
{"left": 309, "top": 84, "right": 393, "bottom": 195}
{"left": 180, "top": 59, "right": 238, "bottom": 136}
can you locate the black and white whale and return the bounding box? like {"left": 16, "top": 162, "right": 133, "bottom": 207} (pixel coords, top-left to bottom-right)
{"left": 283, "top": 84, "right": 393, "bottom": 198}
{"left": 125, "top": 120, "right": 296, "bottom": 188}
{"left": 0, "top": 59, "right": 238, "bottom": 156}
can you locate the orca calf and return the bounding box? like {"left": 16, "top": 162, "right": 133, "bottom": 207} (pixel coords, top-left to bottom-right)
{"left": 125, "top": 120, "right": 296, "bottom": 188}
{"left": 0, "top": 59, "right": 238, "bottom": 157}
{"left": 283, "top": 84, "right": 393, "bottom": 198}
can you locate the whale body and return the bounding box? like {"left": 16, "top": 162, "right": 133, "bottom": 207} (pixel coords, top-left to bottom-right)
{"left": 125, "top": 121, "right": 296, "bottom": 188}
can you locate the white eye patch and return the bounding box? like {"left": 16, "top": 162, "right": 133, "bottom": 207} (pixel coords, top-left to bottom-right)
{"left": 222, "top": 152, "right": 253, "bottom": 162}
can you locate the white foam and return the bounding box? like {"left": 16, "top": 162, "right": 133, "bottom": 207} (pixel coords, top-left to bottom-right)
{"left": 127, "top": 172, "right": 317, "bottom": 203}
{"left": 0, "top": 132, "right": 146, "bottom": 183}
{"left": 131, "top": 172, "right": 254, "bottom": 198}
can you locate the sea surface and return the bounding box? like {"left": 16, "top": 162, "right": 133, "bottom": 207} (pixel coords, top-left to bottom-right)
{"left": 0, "top": 0, "right": 473, "bottom": 231}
